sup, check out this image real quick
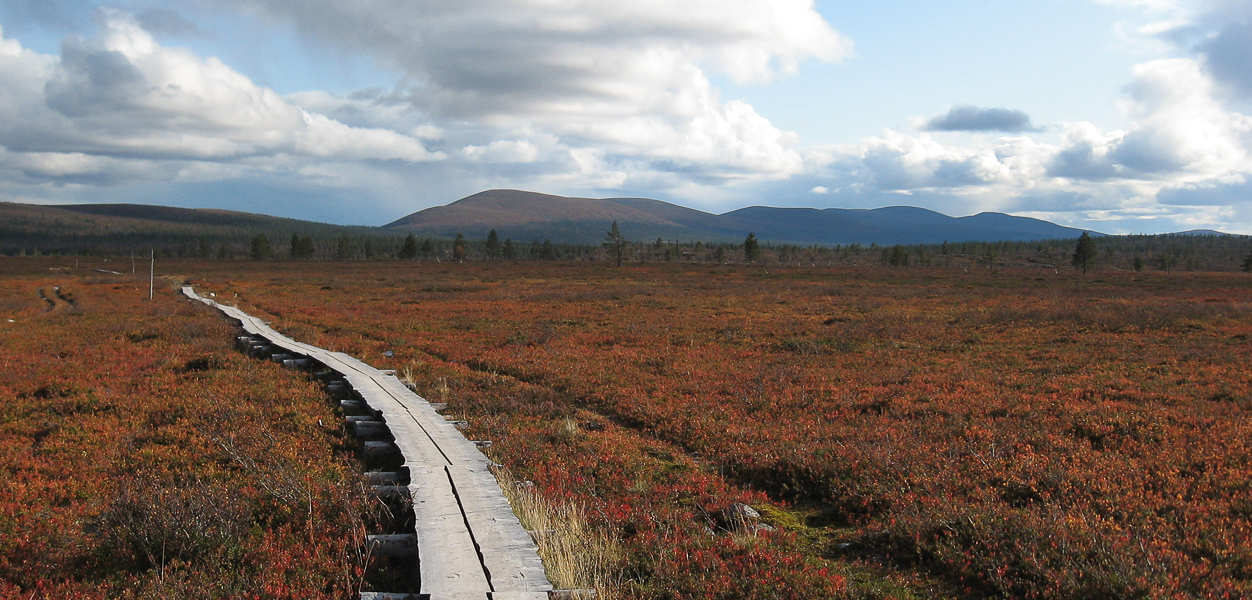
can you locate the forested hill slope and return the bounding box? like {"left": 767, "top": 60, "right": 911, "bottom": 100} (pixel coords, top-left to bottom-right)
{"left": 0, "top": 202, "right": 385, "bottom": 257}
{"left": 386, "top": 189, "right": 1094, "bottom": 245}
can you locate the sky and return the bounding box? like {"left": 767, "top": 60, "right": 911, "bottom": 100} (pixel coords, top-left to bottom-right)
{"left": 0, "top": 0, "right": 1250, "bottom": 233}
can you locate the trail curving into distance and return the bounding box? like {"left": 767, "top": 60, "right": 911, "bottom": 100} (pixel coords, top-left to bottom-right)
{"left": 183, "top": 286, "right": 553, "bottom": 600}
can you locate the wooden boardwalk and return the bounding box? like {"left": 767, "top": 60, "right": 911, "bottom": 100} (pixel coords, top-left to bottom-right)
{"left": 183, "top": 287, "right": 553, "bottom": 600}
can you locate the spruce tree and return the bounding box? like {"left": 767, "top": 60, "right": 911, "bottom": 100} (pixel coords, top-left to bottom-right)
{"left": 604, "top": 221, "right": 626, "bottom": 267}
{"left": 1072, "top": 232, "right": 1096, "bottom": 274}
{"left": 398, "top": 233, "right": 418, "bottom": 259}
{"left": 485, "top": 229, "right": 501, "bottom": 259}
{"left": 744, "top": 232, "right": 760, "bottom": 264}
{"left": 250, "top": 234, "right": 271, "bottom": 260}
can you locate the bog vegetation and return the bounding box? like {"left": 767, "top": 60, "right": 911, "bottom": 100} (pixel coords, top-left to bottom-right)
{"left": 0, "top": 261, "right": 376, "bottom": 598}
{"left": 2, "top": 255, "right": 1251, "bottom": 599}
{"left": 205, "top": 259, "right": 1250, "bottom": 599}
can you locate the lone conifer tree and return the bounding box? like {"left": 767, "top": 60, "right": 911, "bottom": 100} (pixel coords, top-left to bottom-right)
{"left": 250, "top": 234, "right": 271, "bottom": 261}
{"left": 485, "top": 229, "right": 501, "bottom": 259}
{"left": 744, "top": 232, "right": 760, "bottom": 264}
{"left": 1072, "top": 231, "right": 1096, "bottom": 274}
{"left": 398, "top": 233, "right": 418, "bottom": 259}
{"left": 1242, "top": 249, "right": 1252, "bottom": 273}
{"left": 604, "top": 221, "right": 626, "bottom": 267}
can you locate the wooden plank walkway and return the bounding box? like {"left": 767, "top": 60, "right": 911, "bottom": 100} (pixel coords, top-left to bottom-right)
{"left": 183, "top": 287, "right": 552, "bottom": 600}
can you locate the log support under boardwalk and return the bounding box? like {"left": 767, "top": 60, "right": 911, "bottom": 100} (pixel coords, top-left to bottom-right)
{"left": 366, "top": 534, "right": 419, "bottom": 558}
{"left": 355, "top": 420, "right": 391, "bottom": 439}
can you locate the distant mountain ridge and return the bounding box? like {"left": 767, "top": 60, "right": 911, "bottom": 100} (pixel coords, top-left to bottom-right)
{"left": 0, "top": 201, "right": 387, "bottom": 256}
{"left": 385, "top": 189, "right": 1095, "bottom": 245}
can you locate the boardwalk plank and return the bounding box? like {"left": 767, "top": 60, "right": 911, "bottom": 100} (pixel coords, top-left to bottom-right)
{"left": 182, "top": 287, "right": 553, "bottom": 597}
{"left": 411, "top": 465, "right": 492, "bottom": 595}
{"left": 448, "top": 465, "right": 552, "bottom": 593}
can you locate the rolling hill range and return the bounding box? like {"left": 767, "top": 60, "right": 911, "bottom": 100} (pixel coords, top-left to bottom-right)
{"left": 385, "top": 189, "right": 1094, "bottom": 245}
{"left": 0, "top": 202, "right": 388, "bottom": 256}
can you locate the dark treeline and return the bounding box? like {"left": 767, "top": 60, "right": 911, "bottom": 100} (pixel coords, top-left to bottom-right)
{"left": 400, "top": 228, "right": 1252, "bottom": 273}
{"left": 6, "top": 225, "right": 1251, "bottom": 273}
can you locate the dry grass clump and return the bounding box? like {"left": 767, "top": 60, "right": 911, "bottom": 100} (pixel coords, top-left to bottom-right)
{"left": 494, "top": 468, "right": 624, "bottom": 598}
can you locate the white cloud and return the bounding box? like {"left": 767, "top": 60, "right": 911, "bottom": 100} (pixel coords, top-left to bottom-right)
{"left": 216, "top": 0, "right": 846, "bottom": 180}
{"left": 461, "top": 140, "right": 540, "bottom": 164}
{"left": 0, "top": 12, "right": 442, "bottom": 187}
{"left": 1112, "top": 58, "right": 1252, "bottom": 177}
{"left": 802, "top": 53, "right": 1252, "bottom": 233}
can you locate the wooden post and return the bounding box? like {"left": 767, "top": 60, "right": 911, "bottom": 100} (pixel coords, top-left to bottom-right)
{"left": 148, "top": 250, "right": 154, "bottom": 301}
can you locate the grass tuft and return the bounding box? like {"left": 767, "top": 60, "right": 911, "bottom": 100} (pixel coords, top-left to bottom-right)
{"left": 494, "top": 468, "right": 624, "bottom": 598}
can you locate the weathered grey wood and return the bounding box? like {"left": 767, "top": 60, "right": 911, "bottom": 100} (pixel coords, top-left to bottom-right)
{"left": 358, "top": 593, "right": 423, "bottom": 600}
{"left": 410, "top": 465, "right": 492, "bottom": 595}
{"left": 182, "top": 286, "right": 554, "bottom": 597}
{"left": 448, "top": 465, "right": 552, "bottom": 593}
